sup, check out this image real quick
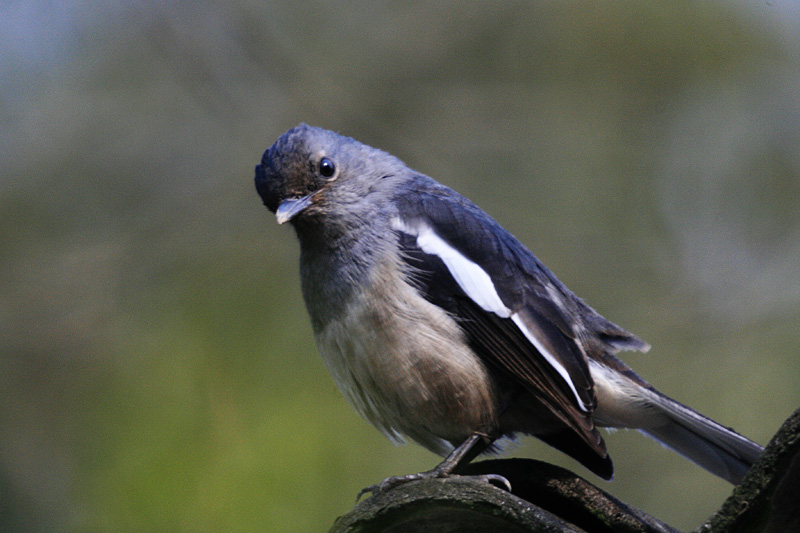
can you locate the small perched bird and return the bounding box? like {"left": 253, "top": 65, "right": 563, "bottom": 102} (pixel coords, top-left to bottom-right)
{"left": 255, "top": 124, "right": 763, "bottom": 490}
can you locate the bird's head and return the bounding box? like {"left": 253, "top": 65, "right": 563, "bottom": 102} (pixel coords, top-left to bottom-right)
{"left": 255, "top": 124, "right": 401, "bottom": 227}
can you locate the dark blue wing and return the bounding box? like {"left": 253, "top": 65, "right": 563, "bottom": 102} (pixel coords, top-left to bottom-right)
{"left": 392, "top": 175, "right": 649, "bottom": 452}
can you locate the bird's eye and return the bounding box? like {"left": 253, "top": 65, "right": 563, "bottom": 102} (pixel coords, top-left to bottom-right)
{"left": 319, "top": 157, "right": 336, "bottom": 179}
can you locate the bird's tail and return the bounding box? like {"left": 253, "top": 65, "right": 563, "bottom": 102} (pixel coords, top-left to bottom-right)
{"left": 639, "top": 391, "right": 763, "bottom": 484}
{"left": 590, "top": 359, "right": 763, "bottom": 484}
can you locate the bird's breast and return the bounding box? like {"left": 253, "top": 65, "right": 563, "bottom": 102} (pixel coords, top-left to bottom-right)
{"left": 312, "top": 254, "right": 499, "bottom": 455}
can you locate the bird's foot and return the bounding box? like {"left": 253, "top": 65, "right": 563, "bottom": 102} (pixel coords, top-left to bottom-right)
{"left": 356, "top": 470, "right": 511, "bottom": 501}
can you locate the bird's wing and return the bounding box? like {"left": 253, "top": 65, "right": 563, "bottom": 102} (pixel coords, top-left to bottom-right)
{"left": 392, "top": 178, "right": 615, "bottom": 454}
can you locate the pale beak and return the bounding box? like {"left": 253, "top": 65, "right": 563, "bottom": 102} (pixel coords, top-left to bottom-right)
{"left": 276, "top": 193, "right": 315, "bottom": 224}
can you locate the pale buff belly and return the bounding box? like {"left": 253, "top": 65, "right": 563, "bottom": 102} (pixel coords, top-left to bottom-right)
{"left": 314, "top": 258, "right": 499, "bottom": 456}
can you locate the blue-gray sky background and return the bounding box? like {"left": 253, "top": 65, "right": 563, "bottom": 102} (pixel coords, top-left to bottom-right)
{"left": 2, "top": 2, "right": 800, "bottom": 531}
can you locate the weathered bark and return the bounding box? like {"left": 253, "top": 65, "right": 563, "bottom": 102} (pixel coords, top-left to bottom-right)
{"left": 330, "top": 408, "right": 800, "bottom": 532}
{"left": 696, "top": 407, "right": 800, "bottom": 533}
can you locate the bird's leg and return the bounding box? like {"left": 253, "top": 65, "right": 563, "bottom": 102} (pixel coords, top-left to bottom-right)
{"left": 356, "top": 432, "right": 511, "bottom": 500}
{"left": 431, "top": 432, "right": 490, "bottom": 476}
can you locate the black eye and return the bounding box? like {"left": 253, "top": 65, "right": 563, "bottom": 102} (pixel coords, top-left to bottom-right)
{"left": 319, "top": 157, "right": 336, "bottom": 179}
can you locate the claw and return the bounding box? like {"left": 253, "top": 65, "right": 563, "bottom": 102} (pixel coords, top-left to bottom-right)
{"left": 356, "top": 472, "right": 424, "bottom": 501}
{"left": 481, "top": 473, "right": 512, "bottom": 492}
{"left": 355, "top": 433, "right": 511, "bottom": 501}
{"left": 355, "top": 485, "right": 374, "bottom": 502}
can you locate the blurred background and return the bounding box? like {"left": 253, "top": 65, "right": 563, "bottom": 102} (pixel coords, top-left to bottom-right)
{"left": 2, "top": 1, "right": 799, "bottom": 531}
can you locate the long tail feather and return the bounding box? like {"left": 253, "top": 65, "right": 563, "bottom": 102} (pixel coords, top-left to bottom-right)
{"left": 641, "top": 392, "right": 763, "bottom": 484}
{"left": 590, "top": 359, "right": 763, "bottom": 484}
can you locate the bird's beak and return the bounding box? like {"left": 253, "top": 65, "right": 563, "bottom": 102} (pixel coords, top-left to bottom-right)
{"left": 276, "top": 193, "right": 315, "bottom": 224}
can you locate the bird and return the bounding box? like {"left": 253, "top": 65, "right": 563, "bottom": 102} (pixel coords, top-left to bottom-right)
{"left": 254, "top": 123, "right": 763, "bottom": 492}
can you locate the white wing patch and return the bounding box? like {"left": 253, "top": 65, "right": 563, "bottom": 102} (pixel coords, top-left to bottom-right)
{"left": 392, "top": 216, "right": 589, "bottom": 412}
{"left": 511, "top": 313, "right": 590, "bottom": 412}
{"left": 392, "top": 217, "right": 510, "bottom": 317}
